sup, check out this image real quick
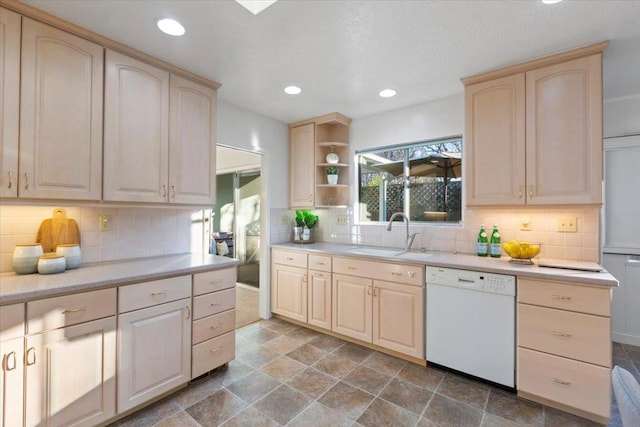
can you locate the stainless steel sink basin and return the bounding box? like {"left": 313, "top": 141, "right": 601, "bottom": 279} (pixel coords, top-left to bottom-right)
{"left": 345, "top": 247, "right": 406, "bottom": 257}
{"left": 399, "top": 251, "right": 433, "bottom": 260}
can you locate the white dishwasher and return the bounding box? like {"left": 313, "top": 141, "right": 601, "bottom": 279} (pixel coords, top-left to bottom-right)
{"left": 426, "top": 266, "right": 515, "bottom": 388}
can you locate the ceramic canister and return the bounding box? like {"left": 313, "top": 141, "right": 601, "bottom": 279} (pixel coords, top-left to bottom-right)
{"left": 12, "top": 243, "right": 44, "bottom": 274}
{"left": 56, "top": 244, "right": 82, "bottom": 269}
{"left": 37, "top": 253, "right": 66, "bottom": 275}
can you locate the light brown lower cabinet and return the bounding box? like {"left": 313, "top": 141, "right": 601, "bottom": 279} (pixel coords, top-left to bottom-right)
{"left": 332, "top": 274, "right": 424, "bottom": 358}
{"left": 271, "top": 263, "right": 308, "bottom": 322}
{"left": 25, "top": 317, "right": 116, "bottom": 427}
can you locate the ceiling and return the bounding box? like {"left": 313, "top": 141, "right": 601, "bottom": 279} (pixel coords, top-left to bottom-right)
{"left": 22, "top": 0, "right": 640, "bottom": 124}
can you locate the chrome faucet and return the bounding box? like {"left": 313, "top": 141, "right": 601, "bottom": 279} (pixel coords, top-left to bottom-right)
{"left": 386, "top": 212, "right": 419, "bottom": 251}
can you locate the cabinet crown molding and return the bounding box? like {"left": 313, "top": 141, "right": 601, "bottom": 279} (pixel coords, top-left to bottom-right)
{"left": 461, "top": 40, "right": 608, "bottom": 86}
{"left": 289, "top": 112, "right": 351, "bottom": 128}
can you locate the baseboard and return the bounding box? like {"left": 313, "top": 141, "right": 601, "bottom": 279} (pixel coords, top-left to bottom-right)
{"left": 613, "top": 332, "right": 640, "bottom": 347}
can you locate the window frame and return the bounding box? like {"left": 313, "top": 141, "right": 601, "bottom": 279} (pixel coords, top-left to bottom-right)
{"left": 355, "top": 135, "right": 463, "bottom": 225}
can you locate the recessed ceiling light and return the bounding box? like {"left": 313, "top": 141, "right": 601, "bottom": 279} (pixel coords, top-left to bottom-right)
{"left": 379, "top": 89, "right": 397, "bottom": 98}
{"left": 284, "top": 86, "right": 301, "bottom": 95}
{"left": 156, "top": 18, "right": 185, "bottom": 36}
{"left": 235, "top": 0, "right": 278, "bottom": 15}
{"left": 541, "top": 0, "right": 563, "bottom": 4}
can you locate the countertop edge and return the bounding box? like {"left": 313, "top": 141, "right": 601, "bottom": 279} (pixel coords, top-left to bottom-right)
{"left": 1, "top": 254, "right": 240, "bottom": 305}
{"left": 271, "top": 242, "right": 618, "bottom": 288}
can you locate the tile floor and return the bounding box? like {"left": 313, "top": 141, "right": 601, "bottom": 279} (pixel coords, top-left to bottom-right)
{"left": 112, "top": 319, "right": 640, "bottom": 427}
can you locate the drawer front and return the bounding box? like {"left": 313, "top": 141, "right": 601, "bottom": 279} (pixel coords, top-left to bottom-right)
{"left": 193, "top": 288, "right": 236, "bottom": 320}
{"left": 272, "top": 248, "right": 307, "bottom": 268}
{"left": 192, "top": 309, "right": 236, "bottom": 344}
{"left": 27, "top": 288, "right": 116, "bottom": 334}
{"left": 518, "top": 304, "right": 611, "bottom": 367}
{"left": 308, "top": 254, "right": 331, "bottom": 272}
{"left": 193, "top": 268, "right": 237, "bottom": 296}
{"left": 119, "top": 275, "right": 192, "bottom": 313}
{"left": 517, "top": 348, "right": 611, "bottom": 419}
{"left": 518, "top": 278, "right": 610, "bottom": 316}
{"left": 0, "top": 303, "right": 25, "bottom": 341}
{"left": 192, "top": 331, "right": 235, "bottom": 379}
{"left": 333, "top": 256, "right": 424, "bottom": 287}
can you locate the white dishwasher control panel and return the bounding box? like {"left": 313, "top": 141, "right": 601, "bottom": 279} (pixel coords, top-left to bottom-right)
{"left": 426, "top": 266, "right": 516, "bottom": 296}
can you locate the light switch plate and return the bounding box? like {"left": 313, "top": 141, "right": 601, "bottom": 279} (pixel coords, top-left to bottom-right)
{"left": 99, "top": 215, "right": 112, "bottom": 231}
{"left": 520, "top": 217, "right": 531, "bottom": 231}
{"left": 557, "top": 217, "right": 577, "bottom": 232}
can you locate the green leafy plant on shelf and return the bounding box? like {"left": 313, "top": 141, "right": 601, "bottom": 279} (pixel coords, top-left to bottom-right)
{"left": 295, "top": 210, "right": 318, "bottom": 229}
{"left": 326, "top": 166, "right": 340, "bottom": 175}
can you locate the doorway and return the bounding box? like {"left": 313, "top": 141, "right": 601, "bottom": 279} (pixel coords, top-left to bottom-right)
{"left": 213, "top": 146, "right": 262, "bottom": 329}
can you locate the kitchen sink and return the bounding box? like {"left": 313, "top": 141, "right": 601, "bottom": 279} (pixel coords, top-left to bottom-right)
{"left": 345, "top": 247, "right": 406, "bottom": 257}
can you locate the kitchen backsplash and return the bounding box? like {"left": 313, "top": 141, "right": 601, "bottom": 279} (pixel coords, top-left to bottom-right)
{"left": 0, "top": 205, "right": 203, "bottom": 273}
{"left": 271, "top": 207, "right": 600, "bottom": 262}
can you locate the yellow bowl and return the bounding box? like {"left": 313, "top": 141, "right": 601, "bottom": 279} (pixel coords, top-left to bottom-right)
{"left": 502, "top": 241, "right": 541, "bottom": 259}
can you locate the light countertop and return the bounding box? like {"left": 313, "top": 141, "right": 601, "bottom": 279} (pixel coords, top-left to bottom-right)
{"left": 271, "top": 242, "right": 618, "bottom": 288}
{"left": 0, "top": 254, "right": 239, "bottom": 305}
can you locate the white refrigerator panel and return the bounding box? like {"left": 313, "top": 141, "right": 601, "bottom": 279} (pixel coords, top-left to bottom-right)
{"left": 603, "top": 135, "right": 640, "bottom": 255}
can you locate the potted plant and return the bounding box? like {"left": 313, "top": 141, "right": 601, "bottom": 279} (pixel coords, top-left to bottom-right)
{"left": 295, "top": 210, "right": 318, "bottom": 240}
{"left": 326, "top": 166, "right": 340, "bottom": 185}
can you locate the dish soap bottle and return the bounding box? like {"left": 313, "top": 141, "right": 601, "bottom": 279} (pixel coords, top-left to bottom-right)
{"left": 477, "top": 224, "right": 488, "bottom": 257}
{"left": 490, "top": 224, "right": 501, "bottom": 258}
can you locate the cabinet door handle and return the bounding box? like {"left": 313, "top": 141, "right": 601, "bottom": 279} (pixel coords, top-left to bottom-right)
{"left": 551, "top": 331, "right": 572, "bottom": 338}
{"left": 24, "top": 172, "right": 29, "bottom": 190}
{"left": 171, "top": 185, "right": 176, "bottom": 198}
{"left": 7, "top": 171, "right": 13, "bottom": 189}
{"left": 303, "top": 274, "right": 307, "bottom": 283}
{"left": 373, "top": 287, "right": 378, "bottom": 297}
{"left": 151, "top": 290, "right": 166, "bottom": 296}
{"left": 26, "top": 347, "right": 36, "bottom": 366}
{"left": 551, "top": 295, "right": 572, "bottom": 301}
{"left": 2, "top": 351, "right": 17, "bottom": 371}
{"left": 518, "top": 185, "right": 523, "bottom": 199}
{"left": 551, "top": 378, "right": 571, "bottom": 386}
{"left": 185, "top": 306, "right": 191, "bottom": 319}
{"left": 162, "top": 184, "right": 167, "bottom": 197}
{"left": 61, "top": 306, "right": 86, "bottom": 315}
{"left": 528, "top": 185, "right": 534, "bottom": 198}
{"left": 367, "top": 286, "right": 372, "bottom": 295}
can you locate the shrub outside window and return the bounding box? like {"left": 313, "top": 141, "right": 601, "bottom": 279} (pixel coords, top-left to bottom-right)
{"left": 357, "top": 136, "right": 463, "bottom": 224}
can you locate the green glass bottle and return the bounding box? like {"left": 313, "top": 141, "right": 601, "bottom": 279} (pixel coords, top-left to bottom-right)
{"left": 477, "top": 224, "right": 488, "bottom": 257}
{"left": 490, "top": 224, "right": 502, "bottom": 258}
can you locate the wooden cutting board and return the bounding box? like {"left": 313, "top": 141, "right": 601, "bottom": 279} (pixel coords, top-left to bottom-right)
{"left": 36, "top": 208, "right": 81, "bottom": 253}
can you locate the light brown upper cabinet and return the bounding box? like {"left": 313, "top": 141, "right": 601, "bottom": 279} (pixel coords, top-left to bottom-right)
{"left": 289, "top": 123, "right": 315, "bottom": 208}
{"left": 464, "top": 43, "right": 606, "bottom": 206}
{"left": 19, "top": 18, "right": 104, "bottom": 200}
{"left": 289, "top": 112, "right": 351, "bottom": 208}
{"left": 169, "top": 75, "right": 217, "bottom": 205}
{"left": 104, "top": 50, "right": 217, "bottom": 205}
{"left": 104, "top": 49, "right": 170, "bottom": 203}
{"left": 0, "top": 7, "right": 21, "bottom": 198}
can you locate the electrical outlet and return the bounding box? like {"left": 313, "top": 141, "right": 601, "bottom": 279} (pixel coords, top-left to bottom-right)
{"left": 337, "top": 215, "right": 349, "bottom": 225}
{"left": 557, "top": 217, "right": 577, "bottom": 232}
{"left": 520, "top": 217, "right": 531, "bottom": 231}
{"left": 99, "top": 215, "right": 112, "bottom": 231}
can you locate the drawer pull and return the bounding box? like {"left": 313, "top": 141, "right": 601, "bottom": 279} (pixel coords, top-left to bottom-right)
{"left": 551, "top": 295, "right": 572, "bottom": 301}
{"left": 2, "top": 351, "right": 17, "bottom": 371}
{"left": 286, "top": 257, "right": 294, "bottom": 261}
{"left": 61, "top": 306, "right": 87, "bottom": 315}
{"left": 347, "top": 266, "right": 357, "bottom": 270}
{"left": 151, "top": 290, "right": 166, "bottom": 296}
{"left": 209, "top": 280, "right": 223, "bottom": 286}
{"left": 26, "top": 347, "right": 36, "bottom": 366}
{"left": 391, "top": 272, "right": 402, "bottom": 276}
{"left": 316, "top": 262, "right": 325, "bottom": 265}
{"left": 551, "top": 331, "right": 572, "bottom": 338}
{"left": 210, "top": 348, "right": 221, "bottom": 354}
{"left": 209, "top": 323, "right": 223, "bottom": 330}
{"left": 210, "top": 303, "right": 222, "bottom": 307}
{"left": 551, "top": 378, "right": 571, "bottom": 386}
